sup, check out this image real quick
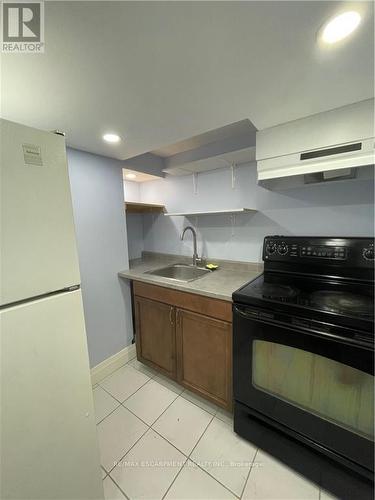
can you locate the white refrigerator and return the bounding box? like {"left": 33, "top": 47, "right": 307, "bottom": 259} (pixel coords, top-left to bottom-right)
{"left": 0, "top": 119, "right": 104, "bottom": 499}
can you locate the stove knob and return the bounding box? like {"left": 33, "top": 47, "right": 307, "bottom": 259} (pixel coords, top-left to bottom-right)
{"left": 278, "top": 243, "right": 288, "bottom": 256}
{"left": 266, "top": 242, "right": 277, "bottom": 255}
{"left": 363, "top": 247, "right": 374, "bottom": 261}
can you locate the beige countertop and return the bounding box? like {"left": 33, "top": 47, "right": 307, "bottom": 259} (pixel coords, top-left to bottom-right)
{"left": 118, "top": 252, "right": 263, "bottom": 302}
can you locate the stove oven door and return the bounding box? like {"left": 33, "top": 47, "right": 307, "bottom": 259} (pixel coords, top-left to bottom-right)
{"left": 233, "top": 304, "right": 374, "bottom": 473}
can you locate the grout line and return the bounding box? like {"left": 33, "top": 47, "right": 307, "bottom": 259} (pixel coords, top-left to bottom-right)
{"left": 180, "top": 388, "right": 220, "bottom": 416}
{"left": 122, "top": 402, "right": 172, "bottom": 429}
{"left": 239, "top": 447, "right": 259, "bottom": 499}
{"left": 149, "top": 393, "right": 184, "bottom": 428}
{"left": 161, "top": 458, "right": 187, "bottom": 500}
{"left": 95, "top": 401, "right": 122, "bottom": 426}
{"left": 151, "top": 426, "right": 190, "bottom": 460}
{"left": 187, "top": 413, "right": 215, "bottom": 459}
{"left": 187, "top": 456, "right": 241, "bottom": 499}
{"left": 95, "top": 360, "right": 130, "bottom": 385}
{"left": 104, "top": 474, "right": 131, "bottom": 500}
{"left": 152, "top": 374, "right": 184, "bottom": 396}
{"left": 99, "top": 376, "right": 152, "bottom": 406}
{"left": 96, "top": 364, "right": 240, "bottom": 499}
{"left": 101, "top": 466, "right": 107, "bottom": 480}
{"left": 103, "top": 397, "right": 193, "bottom": 476}
{"left": 126, "top": 359, "right": 159, "bottom": 380}
{"left": 103, "top": 424, "right": 150, "bottom": 475}
{"left": 121, "top": 384, "right": 181, "bottom": 428}
{"left": 185, "top": 415, "right": 241, "bottom": 499}
{"left": 126, "top": 358, "right": 224, "bottom": 418}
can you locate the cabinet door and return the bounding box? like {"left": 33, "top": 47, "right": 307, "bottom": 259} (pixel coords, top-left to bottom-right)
{"left": 134, "top": 296, "right": 176, "bottom": 379}
{"left": 176, "top": 309, "right": 232, "bottom": 410}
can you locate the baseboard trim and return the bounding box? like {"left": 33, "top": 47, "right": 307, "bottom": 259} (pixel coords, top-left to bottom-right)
{"left": 91, "top": 344, "right": 136, "bottom": 386}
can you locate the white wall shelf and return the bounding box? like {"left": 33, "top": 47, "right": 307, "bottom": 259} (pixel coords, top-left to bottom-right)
{"left": 164, "top": 208, "right": 257, "bottom": 216}
{"left": 125, "top": 202, "right": 165, "bottom": 214}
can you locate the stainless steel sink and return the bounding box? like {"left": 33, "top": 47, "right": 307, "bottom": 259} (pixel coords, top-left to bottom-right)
{"left": 145, "top": 263, "right": 211, "bottom": 282}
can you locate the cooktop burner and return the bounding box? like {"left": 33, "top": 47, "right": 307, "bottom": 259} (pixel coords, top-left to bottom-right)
{"left": 310, "top": 291, "right": 373, "bottom": 318}
{"left": 234, "top": 273, "right": 374, "bottom": 327}
{"left": 253, "top": 282, "right": 299, "bottom": 300}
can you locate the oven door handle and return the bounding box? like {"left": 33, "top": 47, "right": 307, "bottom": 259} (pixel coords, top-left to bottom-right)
{"left": 233, "top": 305, "right": 372, "bottom": 349}
{"left": 233, "top": 305, "right": 271, "bottom": 321}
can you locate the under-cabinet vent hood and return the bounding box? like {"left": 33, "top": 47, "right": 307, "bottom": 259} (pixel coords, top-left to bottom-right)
{"left": 256, "top": 99, "right": 374, "bottom": 181}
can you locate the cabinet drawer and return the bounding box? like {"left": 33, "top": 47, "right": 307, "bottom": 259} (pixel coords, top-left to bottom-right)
{"left": 133, "top": 281, "right": 232, "bottom": 322}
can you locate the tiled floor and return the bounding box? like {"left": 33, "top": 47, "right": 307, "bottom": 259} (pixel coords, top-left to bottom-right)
{"left": 93, "top": 357, "right": 329, "bottom": 500}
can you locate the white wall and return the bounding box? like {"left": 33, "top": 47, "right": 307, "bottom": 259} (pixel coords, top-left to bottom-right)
{"left": 124, "top": 180, "right": 144, "bottom": 259}
{"left": 68, "top": 149, "right": 133, "bottom": 367}
{"left": 126, "top": 214, "right": 144, "bottom": 260}
{"left": 124, "top": 180, "right": 141, "bottom": 202}
{"left": 126, "top": 164, "right": 374, "bottom": 263}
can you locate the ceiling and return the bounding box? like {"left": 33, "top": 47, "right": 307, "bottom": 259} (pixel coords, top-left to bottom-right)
{"left": 152, "top": 119, "right": 256, "bottom": 158}
{"left": 2, "top": 1, "right": 374, "bottom": 160}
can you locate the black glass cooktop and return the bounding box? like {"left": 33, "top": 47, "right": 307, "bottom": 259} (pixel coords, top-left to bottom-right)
{"left": 234, "top": 273, "right": 374, "bottom": 324}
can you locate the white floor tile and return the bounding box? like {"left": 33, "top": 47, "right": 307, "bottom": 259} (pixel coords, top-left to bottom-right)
{"left": 100, "top": 365, "right": 150, "bottom": 402}
{"left": 152, "top": 396, "right": 213, "bottom": 455}
{"left": 181, "top": 389, "right": 219, "bottom": 415}
{"left": 93, "top": 386, "right": 121, "bottom": 424}
{"left": 103, "top": 476, "right": 126, "bottom": 499}
{"left": 191, "top": 417, "right": 257, "bottom": 496}
{"left": 128, "top": 358, "right": 159, "bottom": 378}
{"left": 164, "top": 460, "right": 236, "bottom": 499}
{"left": 153, "top": 374, "right": 184, "bottom": 395}
{"left": 97, "top": 405, "right": 148, "bottom": 472}
{"left": 111, "top": 429, "right": 186, "bottom": 500}
{"left": 123, "top": 379, "right": 178, "bottom": 425}
{"left": 242, "top": 450, "right": 319, "bottom": 499}
{"left": 216, "top": 407, "right": 234, "bottom": 426}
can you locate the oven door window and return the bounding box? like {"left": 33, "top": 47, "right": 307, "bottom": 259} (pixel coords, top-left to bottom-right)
{"left": 253, "top": 340, "right": 374, "bottom": 441}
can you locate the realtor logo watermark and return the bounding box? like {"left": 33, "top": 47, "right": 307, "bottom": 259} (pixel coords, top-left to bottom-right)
{"left": 1, "top": 1, "right": 44, "bottom": 52}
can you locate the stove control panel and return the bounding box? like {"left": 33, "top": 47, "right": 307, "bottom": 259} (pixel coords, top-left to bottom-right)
{"left": 263, "top": 236, "right": 374, "bottom": 269}
{"left": 300, "top": 245, "right": 346, "bottom": 259}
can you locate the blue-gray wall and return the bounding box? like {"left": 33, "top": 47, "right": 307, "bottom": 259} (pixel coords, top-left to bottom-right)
{"left": 68, "top": 148, "right": 133, "bottom": 367}
{"left": 129, "top": 164, "right": 374, "bottom": 262}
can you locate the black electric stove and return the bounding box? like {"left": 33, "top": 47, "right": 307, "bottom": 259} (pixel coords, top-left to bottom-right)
{"left": 232, "top": 236, "right": 374, "bottom": 499}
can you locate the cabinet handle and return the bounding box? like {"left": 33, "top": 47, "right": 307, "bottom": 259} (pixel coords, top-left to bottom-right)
{"left": 169, "top": 307, "right": 174, "bottom": 325}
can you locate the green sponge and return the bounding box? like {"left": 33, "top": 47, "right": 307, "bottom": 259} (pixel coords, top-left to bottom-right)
{"left": 206, "top": 263, "right": 219, "bottom": 270}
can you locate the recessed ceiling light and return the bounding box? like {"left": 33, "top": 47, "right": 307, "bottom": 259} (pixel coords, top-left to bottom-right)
{"left": 320, "top": 11, "right": 361, "bottom": 44}
{"left": 103, "top": 133, "right": 121, "bottom": 143}
{"left": 125, "top": 173, "right": 137, "bottom": 179}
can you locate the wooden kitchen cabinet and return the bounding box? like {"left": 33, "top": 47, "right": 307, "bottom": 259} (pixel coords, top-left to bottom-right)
{"left": 176, "top": 309, "right": 232, "bottom": 409}
{"left": 134, "top": 296, "right": 176, "bottom": 379}
{"left": 133, "top": 281, "right": 233, "bottom": 410}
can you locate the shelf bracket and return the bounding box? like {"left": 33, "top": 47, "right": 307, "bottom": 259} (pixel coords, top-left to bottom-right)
{"left": 193, "top": 172, "right": 198, "bottom": 195}
{"left": 230, "top": 161, "right": 236, "bottom": 189}
{"left": 230, "top": 213, "right": 236, "bottom": 237}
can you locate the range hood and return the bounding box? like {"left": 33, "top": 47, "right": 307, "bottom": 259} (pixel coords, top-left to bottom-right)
{"left": 256, "top": 99, "right": 374, "bottom": 181}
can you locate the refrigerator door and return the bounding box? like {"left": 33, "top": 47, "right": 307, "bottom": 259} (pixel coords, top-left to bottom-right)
{"left": 1, "top": 289, "right": 104, "bottom": 500}
{"left": 0, "top": 119, "right": 81, "bottom": 305}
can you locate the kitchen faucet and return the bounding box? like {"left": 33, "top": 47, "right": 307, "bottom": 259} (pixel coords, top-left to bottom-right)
{"left": 181, "top": 226, "right": 201, "bottom": 266}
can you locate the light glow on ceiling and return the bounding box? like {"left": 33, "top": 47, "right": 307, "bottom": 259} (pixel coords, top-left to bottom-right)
{"left": 125, "top": 173, "right": 137, "bottom": 179}
{"left": 320, "top": 11, "right": 361, "bottom": 44}
{"left": 103, "top": 133, "right": 121, "bottom": 143}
